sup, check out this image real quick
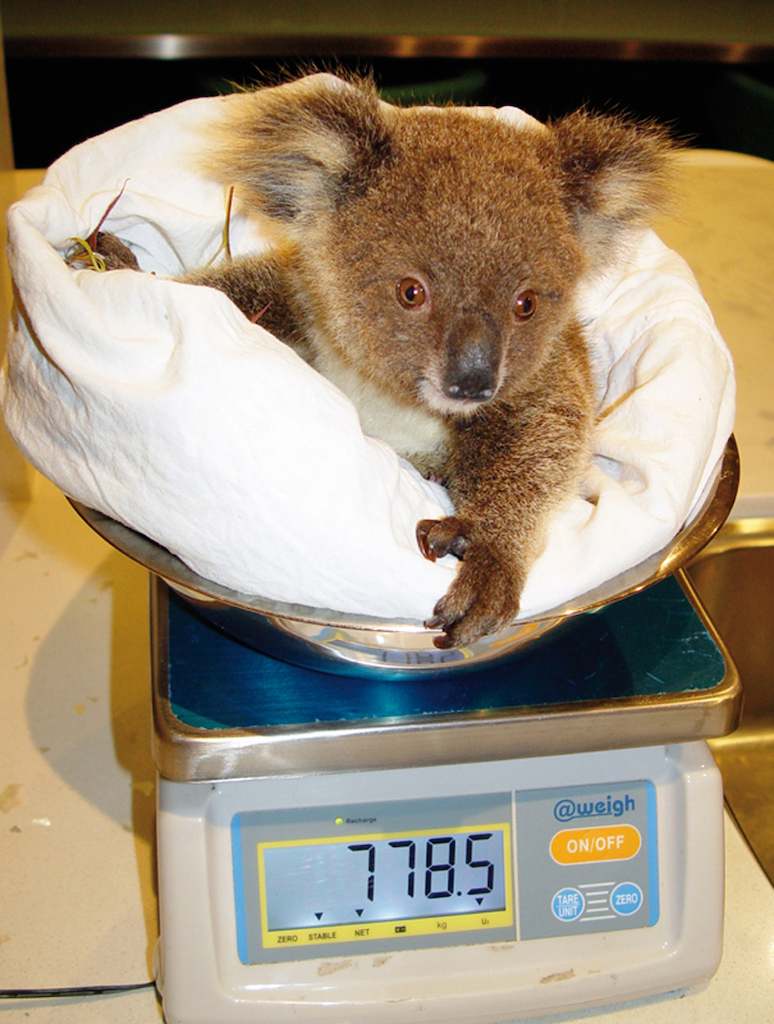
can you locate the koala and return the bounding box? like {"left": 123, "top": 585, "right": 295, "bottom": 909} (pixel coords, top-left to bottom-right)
{"left": 99, "top": 73, "right": 674, "bottom": 648}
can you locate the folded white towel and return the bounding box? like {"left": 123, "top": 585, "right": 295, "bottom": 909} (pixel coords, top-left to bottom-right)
{"left": 1, "top": 96, "right": 735, "bottom": 623}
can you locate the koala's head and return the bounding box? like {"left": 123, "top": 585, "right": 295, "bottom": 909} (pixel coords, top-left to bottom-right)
{"left": 208, "top": 74, "right": 674, "bottom": 416}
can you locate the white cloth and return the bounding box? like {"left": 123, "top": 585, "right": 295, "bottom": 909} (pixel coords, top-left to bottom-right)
{"left": 1, "top": 95, "right": 735, "bottom": 622}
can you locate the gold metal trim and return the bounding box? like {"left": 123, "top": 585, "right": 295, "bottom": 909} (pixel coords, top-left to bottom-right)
{"left": 7, "top": 35, "right": 774, "bottom": 63}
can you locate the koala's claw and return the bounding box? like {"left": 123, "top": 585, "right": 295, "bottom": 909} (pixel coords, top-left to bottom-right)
{"left": 426, "top": 594, "right": 501, "bottom": 649}
{"left": 425, "top": 606, "right": 498, "bottom": 649}
{"left": 416, "top": 517, "right": 470, "bottom": 562}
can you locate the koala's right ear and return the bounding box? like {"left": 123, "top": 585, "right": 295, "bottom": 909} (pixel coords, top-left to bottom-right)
{"left": 548, "top": 109, "right": 677, "bottom": 264}
{"left": 203, "top": 74, "right": 392, "bottom": 226}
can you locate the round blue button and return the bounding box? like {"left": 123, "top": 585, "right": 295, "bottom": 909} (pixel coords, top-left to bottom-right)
{"left": 551, "top": 887, "right": 585, "bottom": 922}
{"left": 611, "top": 882, "right": 643, "bottom": 916}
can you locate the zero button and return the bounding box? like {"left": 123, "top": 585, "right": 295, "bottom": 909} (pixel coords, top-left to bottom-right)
{"left": 611, "top": 882, "right": 643, "bottom": 916}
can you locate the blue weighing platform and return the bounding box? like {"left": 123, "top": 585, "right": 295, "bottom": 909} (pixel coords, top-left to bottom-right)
{"left": 160, "top": 575, "right": 729, "bottom": 732}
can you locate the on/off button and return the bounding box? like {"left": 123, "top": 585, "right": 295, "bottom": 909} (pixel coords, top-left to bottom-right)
{"left": 550, "top": 824, "right": 641, "bottom": 865}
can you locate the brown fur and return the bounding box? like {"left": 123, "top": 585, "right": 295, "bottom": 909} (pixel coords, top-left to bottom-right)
{"left": 104, "top": 74, "right": 676, "bottom": 647}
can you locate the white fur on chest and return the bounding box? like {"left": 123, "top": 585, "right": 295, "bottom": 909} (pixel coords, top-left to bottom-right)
{"left": 313, "top": 345, "right": 450, "bottom": 464}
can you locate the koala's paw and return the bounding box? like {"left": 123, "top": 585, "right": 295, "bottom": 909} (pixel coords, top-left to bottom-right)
{"left": 94, "top": 232, "right": 140, "bottom": 271}
{"left": 416, "top": 517, "right": 524, "bottom": 649}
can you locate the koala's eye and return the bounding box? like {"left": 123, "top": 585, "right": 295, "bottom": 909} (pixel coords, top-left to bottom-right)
{"left": 396, "top": 277, "right": 427, "bottom": 310}
{"left": 513, "top": 290, "right": 538, "bottom": 320}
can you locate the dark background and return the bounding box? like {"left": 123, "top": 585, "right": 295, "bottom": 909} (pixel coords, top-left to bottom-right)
{"left": 6, "top": 53, "right": 774, "bottom": 168}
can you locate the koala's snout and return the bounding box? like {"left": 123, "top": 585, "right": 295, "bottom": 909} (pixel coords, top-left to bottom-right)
{"left": 442, "top": 312, "right": 502, "bottom": 404}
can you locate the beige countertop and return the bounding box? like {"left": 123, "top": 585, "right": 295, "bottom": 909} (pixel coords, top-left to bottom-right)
{"left": 0, "top": 151, "right": 773, "bottom": 1022}
{"left": 656, "top": 150, "right": 774, "bottom": 516}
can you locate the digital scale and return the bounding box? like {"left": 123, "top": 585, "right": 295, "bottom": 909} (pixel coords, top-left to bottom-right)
{"left": 149, "top": 568, "right": 740, "bottom": 1024}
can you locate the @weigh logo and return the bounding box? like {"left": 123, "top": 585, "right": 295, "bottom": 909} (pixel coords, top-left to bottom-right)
{"left": 554, "top": 794, "right": 636, "bottom": 823}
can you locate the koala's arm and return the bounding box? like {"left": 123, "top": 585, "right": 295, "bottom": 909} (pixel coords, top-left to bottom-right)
{"left": 417, "top": 333, "right": 594, "bottom": 649}
{"left": 181, "top": 254, "right": 315, "bottom": 360}
{"left": 92, "top": 233, "right": 314, "bottom": 361}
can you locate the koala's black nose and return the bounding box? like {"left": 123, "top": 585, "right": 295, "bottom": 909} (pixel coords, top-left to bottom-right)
{"left": 443, "top": 368, "right": 496, "bottom": 402}
{"left": 443, "top": 313, "right": 501, "bottom": 403}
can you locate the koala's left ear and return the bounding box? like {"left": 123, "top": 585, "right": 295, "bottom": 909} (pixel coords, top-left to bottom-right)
{"left": 549, "top": 110, "right": 676, "bottom": 259}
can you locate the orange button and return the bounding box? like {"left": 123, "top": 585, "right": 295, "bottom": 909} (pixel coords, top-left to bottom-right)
{"left": 550, "top": 825, "right": 641, "bottom": 865}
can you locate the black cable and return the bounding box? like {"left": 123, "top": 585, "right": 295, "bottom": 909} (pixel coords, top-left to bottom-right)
{"left": 0, "top": 980, "right": 156, "bottom": 999}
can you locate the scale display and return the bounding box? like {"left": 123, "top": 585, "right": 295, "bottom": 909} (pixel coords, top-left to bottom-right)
{"left": 258, "top": 823, "right": 511, "bottom": 946}
{"left": 232, "top": 782, "right": 658, "bottom": 965}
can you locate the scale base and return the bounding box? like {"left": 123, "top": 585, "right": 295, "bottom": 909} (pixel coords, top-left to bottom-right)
{"left": 154, "top": 741, "right": 723, "bottom": 1024}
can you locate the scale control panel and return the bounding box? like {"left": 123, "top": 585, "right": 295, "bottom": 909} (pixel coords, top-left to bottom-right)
{"left": 231, "top": 781, "right": 657, "bottom": 964}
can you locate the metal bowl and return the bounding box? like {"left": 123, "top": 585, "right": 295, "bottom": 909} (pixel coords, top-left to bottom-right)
{"left": 70, "top": 437, "right": 739, "bottom": 678}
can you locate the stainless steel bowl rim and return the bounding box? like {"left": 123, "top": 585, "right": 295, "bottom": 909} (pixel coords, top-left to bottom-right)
{"left": 69, "top": 436, "right": 739, "bottom": 635}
